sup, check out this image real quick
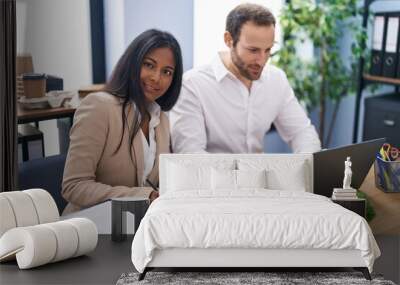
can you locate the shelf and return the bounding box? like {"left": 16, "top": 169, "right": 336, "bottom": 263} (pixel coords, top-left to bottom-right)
{"left": 363, "top": 74, "right": 400, "bottom": 86}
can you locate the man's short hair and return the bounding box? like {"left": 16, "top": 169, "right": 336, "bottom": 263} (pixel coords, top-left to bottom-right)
{"left": 226, "top": 3, "right": 276, "bottom": 46}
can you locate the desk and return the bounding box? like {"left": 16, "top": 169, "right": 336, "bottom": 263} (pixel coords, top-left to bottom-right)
{"left": 0, "top": 235, "right": 133, "bottom": 285}
{"left": 360, "top": 166, "right": 400, "bottom": 235}
{"left": 17, "top": 103, "right": 75, "bottom": 125}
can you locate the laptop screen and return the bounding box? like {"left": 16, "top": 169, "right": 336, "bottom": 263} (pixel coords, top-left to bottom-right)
{"left": 313, "top": 138, "right": 385, "bottom": 197}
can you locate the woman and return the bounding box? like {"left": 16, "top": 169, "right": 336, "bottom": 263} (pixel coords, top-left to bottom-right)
{"left": 61, "top": 29, "right": 183, "bottom": 214}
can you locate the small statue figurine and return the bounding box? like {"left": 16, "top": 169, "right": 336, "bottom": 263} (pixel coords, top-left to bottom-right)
{"left": 343, "top": 156, "right": 353, "bottom": 190}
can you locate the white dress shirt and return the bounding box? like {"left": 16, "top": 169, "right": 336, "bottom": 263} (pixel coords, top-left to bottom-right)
{"left": 170, "top": 53, "right": 321, "bottom": 154}
{"left": 140, "top": 102, "right": 160, "bottom": 186}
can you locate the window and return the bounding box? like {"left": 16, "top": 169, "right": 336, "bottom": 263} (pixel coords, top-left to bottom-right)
{"left": 193, "top": 0, "right": 284, "bottom": 67}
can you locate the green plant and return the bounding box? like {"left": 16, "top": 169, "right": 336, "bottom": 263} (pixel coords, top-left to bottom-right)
{"left": 357, "top": 191, "right": 375, "bottom": 222}
{"left": 273, "top": 0, "right": 367, "bottom": 147}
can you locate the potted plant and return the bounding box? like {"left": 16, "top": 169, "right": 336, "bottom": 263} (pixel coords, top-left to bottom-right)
{"left": 274, "top": 0, "right": 367, "bottom": 147}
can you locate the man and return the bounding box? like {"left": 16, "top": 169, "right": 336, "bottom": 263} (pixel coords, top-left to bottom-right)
{"left": 170, "top": 3, "right": 321, "bottom": 153}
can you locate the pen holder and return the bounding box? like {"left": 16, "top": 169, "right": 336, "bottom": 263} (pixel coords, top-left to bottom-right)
{"left": 374, "top": 156, "right": 400, "bottom": 193}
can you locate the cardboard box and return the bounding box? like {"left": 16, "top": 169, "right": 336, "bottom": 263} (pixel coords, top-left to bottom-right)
{"left": 22, "top": 73, "right": 46, "bottom": 98}
{"left": 16, "top": 54, "right": 34, "bottom": 98}
{"left": 16, "top": 54, "right": 33, "bottom": 76}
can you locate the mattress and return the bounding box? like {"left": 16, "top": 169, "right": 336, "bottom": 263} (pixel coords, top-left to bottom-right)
{"left": 131, "top": 190, "right": 380, "bottom": 273}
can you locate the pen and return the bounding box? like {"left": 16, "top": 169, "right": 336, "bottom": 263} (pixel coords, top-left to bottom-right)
{"left": 380, "top": 147, "right": 389, "bottom": 161}
{"left": 146, "top": 179, "right": 159, "bottom": 192}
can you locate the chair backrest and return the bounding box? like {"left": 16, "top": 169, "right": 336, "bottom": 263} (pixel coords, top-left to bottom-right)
{"left": 18, "top": 154, "right": 67, "bottom": 214}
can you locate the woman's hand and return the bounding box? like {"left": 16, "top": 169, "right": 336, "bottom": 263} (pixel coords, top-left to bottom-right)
{"left": 149, "top": 190, "right": 159, "bottom": 203}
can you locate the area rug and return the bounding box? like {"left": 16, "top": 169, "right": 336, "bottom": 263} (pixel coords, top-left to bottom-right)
{"left": 116, "top": 271, "right": 396, "bottom": 285}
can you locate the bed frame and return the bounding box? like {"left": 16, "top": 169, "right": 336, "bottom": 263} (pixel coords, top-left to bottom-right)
{"left": 139, "top": 248, "right": 371, "bottom": 280}
{"left": 138, "top": 154, "right": 372, "bottom": 281}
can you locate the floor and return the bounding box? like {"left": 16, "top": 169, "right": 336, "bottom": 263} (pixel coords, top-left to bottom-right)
{"left": 0, "top": 235, "right": 134, "bottom": 285}
{"left": 374, "top": 235, "right": 400, "bottom": 284}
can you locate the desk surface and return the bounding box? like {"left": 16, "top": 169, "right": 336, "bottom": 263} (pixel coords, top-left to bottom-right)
{"left": 0, "top": 235, "right": 133, "bottom": 285}
{"left": 17, "top": 103, "right": 75, "bottom": 124}
{"left": 360, "top": 166, "right": 400, "bottom": 235}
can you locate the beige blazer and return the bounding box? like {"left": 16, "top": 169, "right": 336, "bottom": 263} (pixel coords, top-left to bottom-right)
{"left": 61, "top": 92, "right": 170, "bottom": 214}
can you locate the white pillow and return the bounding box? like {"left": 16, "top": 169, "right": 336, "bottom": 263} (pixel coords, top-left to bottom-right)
{"left": 237, "top": 158, "right": 309, "bottom": 192}
{"left": 166, "top": 158, "right": 236, "bottom": 192}
{"left": 211, "top": 168, "right": 236, "bottom": 190}
{"left": 266, "top": 165, "right": 306, "bottom": 191}
{"left": 236, "top": 169, "right": 267, "bottom": 189}
{"left": 211, "top": 169, "right": 268, "bottom": 190}
{"left": 167, "top": 162, "right": 211, "bottom": 191}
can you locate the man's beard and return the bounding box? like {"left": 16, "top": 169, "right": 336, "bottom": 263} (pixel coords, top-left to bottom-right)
{"left": 231, "top": 48, "right": 263, "bottom": 81}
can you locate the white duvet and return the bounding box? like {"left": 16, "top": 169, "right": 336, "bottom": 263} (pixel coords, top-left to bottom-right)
{"left": 131, "top": 190, "right": 380, "bottom": 273}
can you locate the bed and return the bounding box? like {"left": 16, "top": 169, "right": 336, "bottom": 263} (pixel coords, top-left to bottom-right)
{"left": 131, "top": 154, "right": 380, "bottom": 280}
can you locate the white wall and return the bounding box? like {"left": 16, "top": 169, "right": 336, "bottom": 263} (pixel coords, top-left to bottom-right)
{"left": 193, "top": 0, "right": 284, "bottom": 67}
{"left": 16, "top": 0, "right": 93, "bottom": 156}
{"left": 103, "top": 0, "right": 124, "bottom": 79}
{"left": 104, "top": 0, "right": 194, "bottom": 77}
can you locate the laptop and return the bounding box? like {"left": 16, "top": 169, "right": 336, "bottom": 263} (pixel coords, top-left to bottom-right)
{"left": 313, "top": 138, "right": 385, "bottom": 197}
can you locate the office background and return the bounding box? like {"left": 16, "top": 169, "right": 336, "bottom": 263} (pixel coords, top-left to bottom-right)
{"left": 15, "top": 0, "right": 400, "bottom": 155}
{"left": 8, "top": 1, "right": 400, "bottom": 283}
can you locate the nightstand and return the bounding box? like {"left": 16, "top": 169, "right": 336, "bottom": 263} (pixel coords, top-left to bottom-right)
{"left": 111, "top": 197, "right": 149, "bottom": 242}
{"left": 332, "top": 198, "right": 366, "bottom": 218}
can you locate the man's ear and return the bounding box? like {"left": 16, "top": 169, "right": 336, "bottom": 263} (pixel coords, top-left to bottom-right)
{"left": 224, "top": 31, "right": 233, "bottom": 48}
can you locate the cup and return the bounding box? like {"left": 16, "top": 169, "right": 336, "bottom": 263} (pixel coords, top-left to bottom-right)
{"left": 22, "top": 73, "right": 46, "bottom": 98}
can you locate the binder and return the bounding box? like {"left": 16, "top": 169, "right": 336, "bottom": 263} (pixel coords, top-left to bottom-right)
{"left": 370, "top": 13, "right": 386, "bottom": 76}
{"left": 383, "top": 13, "right": 400, "bottom": 78}
{"left": 396, "top": 13, "right": 400, "bottom": 78}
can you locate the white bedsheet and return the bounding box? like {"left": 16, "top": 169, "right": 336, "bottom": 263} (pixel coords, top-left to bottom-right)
{"left": 131, "top": 190, "right": 380, "bottom": 273}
